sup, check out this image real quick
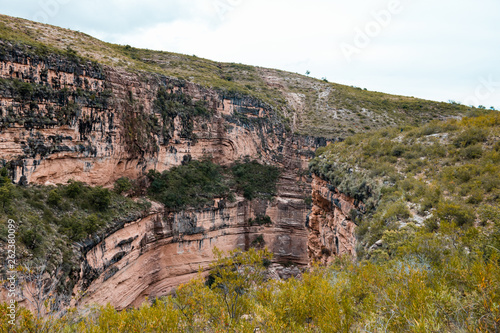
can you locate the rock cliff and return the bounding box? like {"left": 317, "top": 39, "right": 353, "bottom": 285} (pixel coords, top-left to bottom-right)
{"left": 307, "top": 175, "right": 364, "bottom": 265}
{"left": 0, "top": 41, "right": 333, "bottom": 309}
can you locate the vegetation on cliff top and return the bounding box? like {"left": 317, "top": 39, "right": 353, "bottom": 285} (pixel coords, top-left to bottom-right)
{"left": 146, "top": 158, "right": 281, "bottom": 210}
{"left": 231, "top": 159, "right": 280, "bottom": 200}
{"left": 0, "top": 14, "right": 481, "bottom": 138}
{"left": 147, "top": 159, "right": 231, "bottom": 210}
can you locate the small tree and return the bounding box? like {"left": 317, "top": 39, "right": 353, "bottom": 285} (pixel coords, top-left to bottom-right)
{"left": 173, "top": 247, "right": 273, "bottom": 329}
{"left": 113, "top": 177, "right": 132, "bottom": 194}
{"left": 47, "top": 189, "right": 61, "bottom": 206}
{"left": 16, "top": 260, "right": 67, "bottom": 332}
{"left": 0, "top": 182, "right": 13, "bottom": 211}
{"left": 90, "top": 186, "right": 111, "bottom": 211}
{"left": 65, "top": 180, "right": 84, "bottom": 198}
{"left": 19, "top": 262, "right": 57, "bottom": 318}
{"left": 174, "top": 277, "right": 220, "bottom": 332}
{"left": 209, "top": 247, "right": 272, "bottom": 320}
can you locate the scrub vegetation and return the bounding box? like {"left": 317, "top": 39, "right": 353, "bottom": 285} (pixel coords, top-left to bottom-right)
{"left": 2, "top": 245, "right": 498, "bottom": 332}
{"left": 146, "top": 159, "right": 281, "bottom": 210}
{"left": 0, "top": 178, "right": 146, "bottom": 294}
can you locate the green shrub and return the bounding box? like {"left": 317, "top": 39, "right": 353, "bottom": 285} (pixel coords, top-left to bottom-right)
{"left": 315, "top": 146, "right": 328, "bottom": 156}
{"left": 0, "top": 183, "right": 13, "bottom": 211}
{"left": 232, "top": 160, "right": 280, "bottom": 200}
{"left": 436, "top": 201, "right": 475, "bottom": 227}
{"left": 443, "top": 164, "right": 480, "bottom": 184}
{"left": 89, "top": 187, "right": 111, "bottom": 211}
{"left": 58, "top": 215, "right": 85, "bottom": 241}
{"left": 462, "top": 144, "right": 483, "bottom": 159}
{"left": 147, "top": 159, "right": 230, "bottom": 210}
{"left": 20, "top": 227, "right": 43, "bottom": 250}
{"left": 391, "top": 145, "right": 405, "bottom": 157}
{"left": 47, "top": 189, "right": 62, "bottom": 206}
{"left": 383, "top": 200, "right": 411, "bottom": 221}
{"left": 466, "top": 190, "right": 483, "bottom": 204}
{"left": 419, "top": 186, "right": 441, "bottom": 212}
{"left": 0, "top": 167, "right": 10, "bottom": 186}
{"left": 453, "top": 128, "right": 488, "bottom": 147}
{"left": 84, "top": 214, "right": 105, "bottom": 234}
{"left": 114, "top": 177, "right": 133, "bottom": 194}
{"left": 66, "top": 180, "right": 84, "bottom": 198}
{"left": 248, "top": 215, "right": 272, "bottom": 226}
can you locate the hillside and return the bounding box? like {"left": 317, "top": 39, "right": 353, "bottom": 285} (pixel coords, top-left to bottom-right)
{"left": 0, "top": 14, "right": 497, "bottom": 332}
{"left": 310, "top": 111, "right": 500, "bottom": 260}
{"left": 0, "top": 14, "right": 478, "bottom": 138}
{"left": 0, "top": 13, "right": 317, "bottom": 312}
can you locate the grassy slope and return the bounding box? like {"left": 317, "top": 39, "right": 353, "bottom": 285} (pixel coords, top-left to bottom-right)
{"left": 310, "top": 111, "right": 500, "bottom": 258}
{"left": 0, "top": 14, "right": 479, "bottom": 138}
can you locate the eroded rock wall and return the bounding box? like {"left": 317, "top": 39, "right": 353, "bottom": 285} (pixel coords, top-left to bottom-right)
{"left": 0, "top": 41, "right": 329, "bottom": 309}
{"left": 0, "top": 41, "right": 317, "bottom": 186}
{"left": 307, "top": 175, "right": 363, "bottom": 264}
{"left": 77, "top": 191, "right": 310, "bottom": 309}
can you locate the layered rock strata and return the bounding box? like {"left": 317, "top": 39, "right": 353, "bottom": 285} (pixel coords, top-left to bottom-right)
{"left": 0, "top": 42, "right": 332, "bottom": 309}
{"left": 307, "top": 175, "right": 364, "bottom": 264}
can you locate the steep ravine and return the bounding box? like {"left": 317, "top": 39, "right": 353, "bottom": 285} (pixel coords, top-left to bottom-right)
{"left": 0, "top": 42, "right": 358, "bottom": 309}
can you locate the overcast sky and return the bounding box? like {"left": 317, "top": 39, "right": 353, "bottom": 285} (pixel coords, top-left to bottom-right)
{"left": 1, "top": 0, "right": 499, "bottom": 108}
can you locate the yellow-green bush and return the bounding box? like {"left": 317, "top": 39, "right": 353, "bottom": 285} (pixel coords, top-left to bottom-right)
{"left": 2, "top": 243, "right": 500, "bottom": 332}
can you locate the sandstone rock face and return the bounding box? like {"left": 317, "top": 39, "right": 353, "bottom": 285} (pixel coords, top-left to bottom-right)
{"left": 0, "top": 43, "right": 322, "bottom": 186}
{"left": 307, "top": 175, "right": 364, "bottom": 265}
{"left": 0, "top": 42, "right": 330, "bottom": 309}
{"left": 77, "top": 194, "right": 310, "bottom": 310}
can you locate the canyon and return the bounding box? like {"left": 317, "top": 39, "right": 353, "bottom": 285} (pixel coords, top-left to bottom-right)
{"left": 0, "top": 13, "right": 496, "bottom": 333}
{"left": 0, "top": 40, "right": 350, "bottom": 309}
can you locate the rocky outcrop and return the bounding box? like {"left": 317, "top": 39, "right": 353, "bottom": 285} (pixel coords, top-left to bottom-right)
{"left": 0, "top": 41, "right": 330, "bottom": 309}
{"left": 76, "top": 191, "right": 310, "bottom": 309}
{"left": 307, "top": 175, "right": 364, "bottom": 264}
{"left": 0, "top": 41, "right": 325, "bottom": 186}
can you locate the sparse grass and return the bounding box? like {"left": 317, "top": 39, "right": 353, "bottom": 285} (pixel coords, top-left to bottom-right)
{"left": 310, "top": 111, "right": 500, "bottom": 257}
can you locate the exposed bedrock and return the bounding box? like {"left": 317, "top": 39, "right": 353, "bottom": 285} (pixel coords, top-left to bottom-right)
{"left": 307, "top": 175, "right": 364, "bottom": 265}
{"left": 0, "top": 43, "right": 358, "bottom": 309}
